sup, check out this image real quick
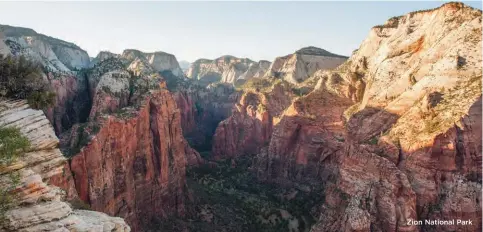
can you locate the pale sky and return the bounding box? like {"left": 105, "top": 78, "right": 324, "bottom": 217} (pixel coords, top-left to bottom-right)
{"left": 0, "top": 1, "right": 481, "bottom": 62}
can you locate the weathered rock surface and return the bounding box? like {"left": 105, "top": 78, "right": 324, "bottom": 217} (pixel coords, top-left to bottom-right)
{"left": 0, "top": 24, "right": 94, "bottom": 135}
{"left": 67, "top": 89, "right": 196, "bottom": 231}
{"left": 264, "top": 46, "right": 347, "bottom": 84}
{"left": 236, "top": 60, "right": 271, "bottom": 85}
{"left": 89, "top": 51, "right": 121, "bottom": 67}
{"left": 172, "top": 81, "right": 240, "bottom": 153}
{"left": 52, "top": 51, "right": 201, "bottom": 230}
{"left": 0, "top": 24, "right": 90, "bottom": 72}
{"left": 0, "top": 100, "right": 130, "bottom": 232}
{"left": 186, "top": 56, "right": 271, "bottom": 85}
{"left": 212, "top": 79, "right": 295, "bottom": 159}
{"left": 244, "top": 3, "right": 481, "bottom": 232}
{"left": 121, "top": 49, "right": 184, "bottom": 76}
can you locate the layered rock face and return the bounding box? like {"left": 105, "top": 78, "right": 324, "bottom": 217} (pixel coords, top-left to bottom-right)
{"left": 0, "top": 24, "right": 90, "bottom": 71}
{"left": 89, "top": 51, "right": 121, "bottom": 66}
{"left": 56, "top": 53, "right": 201, "bottom": 230}
{"left": 121, "top": 49, "right": 184, "bottom": 76}
{"left": 0, "top": 24, "right": 93, "bottom": 135}
{"left": 236, "top": 60, "right": 271, "bottom": 85}
{"left": 89, "top": 49, "right": 184, "bottom": 78}
{"left": 231, "top": 2, "right": 481, "bottom": 231}
{"left": 67, "top": 89, "right": 197, "bottom": 231}
{"left": 212, "top": 80, "right": 295, "bottom": 159}
{"left": 0, "top": 100, "right": 129, "bottom": 231}
{"left": 174, "top": 82, "right": 240, "bottom": 153}
{"left": 47, "top": 47, "right": 203, "bottom": 228}
{"left": 186, "top": 56, "right": 271, "bottom": 85}
{"left": 265, "top": 46, "right": 347, "bottom": 84}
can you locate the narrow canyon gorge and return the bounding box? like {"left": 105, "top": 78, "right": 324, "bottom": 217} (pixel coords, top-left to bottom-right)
{"left": 0, "top": 2, "right": 481, "bottom": 232}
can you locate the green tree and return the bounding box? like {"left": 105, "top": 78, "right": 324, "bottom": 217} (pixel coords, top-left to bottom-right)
{"left": 0, "top": 54, "right": 55, "bottom": 109}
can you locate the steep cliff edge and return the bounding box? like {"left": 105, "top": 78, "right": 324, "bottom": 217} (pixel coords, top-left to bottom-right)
{"left": 0, "top": 100, "right": 130, "bottom": 231}
{"left": 58, "top": 55, "right": 200, "bottom": 230}
{"left": 209, "top": 2, "right": 482, "bottom": 232}
{"left": 0, "top": 24, "right": 92, "bottom": 134}
{"left": 0, "top": 24, "right": 90, "bottom": 71}
{"left": 173, "top": 82, "right": 240, "bottom": 154}
{"left": 68, "top": 89, "right": 196, "bottom": 231}
{"left": 212, "top": 78, "right": 296, "bottom": 159}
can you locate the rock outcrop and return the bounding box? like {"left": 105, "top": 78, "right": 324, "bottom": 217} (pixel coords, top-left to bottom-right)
{"left": 89, "top": 51, "right": 121, "bottom": 66}
{"left": 186, "top": 56, "right": 271, "bottom": 85}
{"left": 66, "top": 89, "right": 196, "bottom": 231}
{"left": 264, "top": 46, "right": 347, "bottom": 84}
{"left": 57, "top": 53, "right": 199, "bottom": 230}
{"left": 121, "top": 49, "right": 184, "bottom": 76}
{"left": 0, "top": 100, "right": 130, "bottom": 231}
{"left": 0, "top": 24, "right": 90, "bottom": 72}
{"left": 173, "top": 81, "right": 240, "bottom": 154}
{"left": 0, "top": 24, "right": 93, "bottom": 135}
{"left": 234, "top": 2, "right": 481, "bottom": 231}
{"left": 212, "top": 79, "right": 295, "bottom": 159}
{"left": 236, "top": 60, "right": 271, "bottom": 85}
{"left": 90, "top": 49, "right": 185, "bottom": 78}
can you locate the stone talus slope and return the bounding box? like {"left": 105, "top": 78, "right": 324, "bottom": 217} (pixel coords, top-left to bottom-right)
{"left": 68, "top": 89, "right": 197, "bottom": 231}
{"left": 236, "top": 2, "right": 480, "bottom": 232}
{"left": 0, "top": 100, "right": 129, "bottom": 232}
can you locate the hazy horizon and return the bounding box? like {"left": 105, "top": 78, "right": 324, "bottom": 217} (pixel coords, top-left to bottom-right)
{"left": 0, "top": 1, "right": 481, "bottom": 63}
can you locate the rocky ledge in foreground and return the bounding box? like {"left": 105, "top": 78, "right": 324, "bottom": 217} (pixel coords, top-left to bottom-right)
{"left": 0, "top": 100, "right": 130, "bottom": 232}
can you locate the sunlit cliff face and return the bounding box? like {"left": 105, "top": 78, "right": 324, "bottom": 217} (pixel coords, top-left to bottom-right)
{"left": 0, "top": 2, "right": 481, "bottom": 232}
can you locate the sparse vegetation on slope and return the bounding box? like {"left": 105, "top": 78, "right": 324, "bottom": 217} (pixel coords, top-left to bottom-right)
{"left": 0, "top": 127, "right": 30, "bottom": 165}
{"left": 0, "top": 55, "right": 55, "bottom": 109}
{"left": 151, "top": 156, "right": 325, "bottom": 232}
{"left": 0, "top": 127, "right": 28, "bottom": 223}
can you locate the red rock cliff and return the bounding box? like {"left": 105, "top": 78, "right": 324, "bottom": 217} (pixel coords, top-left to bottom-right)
{"left": 68, "top": 89, "right": 197, "bottom": 231}
{"left": 212, "top": 80, "right": 295, "bottom": 159}
{"left": 247, "top": 3, "right": 482, "bottom": 231}
{"left": 173, "top": 83, "right": 239, "bottom": 153}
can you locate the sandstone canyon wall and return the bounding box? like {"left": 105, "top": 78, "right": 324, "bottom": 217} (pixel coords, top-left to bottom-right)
{"left": 0, "top": 25, "right": 203, "bottom": 231}
{"left": 68, "top": 89, "right": 197, "bottom": 231}
{"left": 173, "top": 83, "right": 240, "bottom": 153}
{"left": 212, "top": 79, "right": 296, "bottom": 159}
{"left": 0, "top": 100, "right": 130, "bottom": 231}
{"left": 0, "top": 24, "right": 92, "bottom": 134}
{"left": 0, "top": 2, "right": 481, "bottom": 232}
{"left": 56, "top": 53, "right": 200, "bottom": 231}
{"left": 211, "top": 2, "right": 482, "bottom": 232}
{"left": 186, "top": 56, "right": 271, "bottom": 86}
{"left": 264, "top": 46, "right": 348, "bottom": 84}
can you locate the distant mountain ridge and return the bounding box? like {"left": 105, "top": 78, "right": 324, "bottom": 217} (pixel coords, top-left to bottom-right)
{"left": 178, "top": 60, "right": 190, "bottom": 72}
{"left": 0, "top": 24, "right": 90, "bottom": 72}
{"left": 264, "top": 46, "right": 347, "bottom": 83}
{"left": 295, "top": 46, "right": 349, "bottom": 58}
{"left": 186, "top": 55, "right": 269, "bottom": 85}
